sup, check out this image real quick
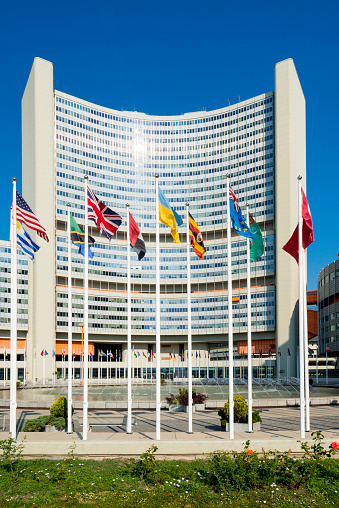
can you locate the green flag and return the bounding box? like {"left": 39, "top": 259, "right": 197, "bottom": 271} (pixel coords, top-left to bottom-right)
{"left": 249, "top": 215, "right": 264, "bottom": 262}
{"left": 70, "top": 214, "right": 95, "bottom": 258}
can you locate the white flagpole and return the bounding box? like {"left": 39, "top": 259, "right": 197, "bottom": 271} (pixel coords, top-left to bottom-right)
{"left": 298, "top": 175, "right": 305, "bottom": 439}
{"left": 303, "top": 248, "right": 310, "bottom": 432}
{"left": 226, "top": 175, "right": 234, "bottom": 439}
{"left": 24, "top": 349, "right": 26, "bottom": 386}
{"left": 83, "top": 175, "right": 89, "bottom": 440}
{"left": 67, "top": 205, "right": 73, "bottom": 432}
{"left": 155, "top": 175, "right": 161, "bottom": 441}
{"left": 297, "top": 349, "right": 299, "bottom": 379}
{"left": 126, "top": 205, "right": 132, "bottom": 433}
{"left": 186, "top": 204, "right": 193, "bottom": 434}
{"left": 10, "top": 179, "right": 18, "bottom": 438}
{"left": 326, "top": 350, "right": 328, "bottom": 384}
{"left": 43, "top": 352, "right": 46, "bottom": 386}
{"left": 316, "top": 350, "right": 318, "bottom": 384}
{"left": 246, "top": 207, "right": 253, "bottom": 431}
{"left": 277, "top": 349, "right": 281, "bottom": 379}
{"left": 3, "top": 350, "right": 6, "bottom": 387}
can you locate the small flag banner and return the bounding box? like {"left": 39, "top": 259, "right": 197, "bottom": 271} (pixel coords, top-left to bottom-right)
{"left": 229, "top": 186, "right": 255, "bottom": 239}
{"left": 158, "top": 186, "right": 183, "bottom": 243}
{"left": 70, "top": 214, "right": 95, "bottom": 258}
{"left": 16, "top": 191, "right": 49, "bottom": 242}
{"left": 40, "top": 349, "right": 48, "bottom": 356}
{"left": 17, "top": 221, "right": 40, "bottom": 260}
{"left": 87, "top": 186, "right": 122, "bottom": 240}
{"left": 188, "top": 212, "right": 206, "bottom": 259}
{"left": 249, "top": 215, "right": 264, "bottom": 261}
{"left": 129, "top": 212, "right": 146, "bottom": 260}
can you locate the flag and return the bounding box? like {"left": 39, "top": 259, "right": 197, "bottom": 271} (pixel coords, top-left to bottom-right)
{"left": 287, "top": 348, "right": 291, "bottom": 356}
{"left": 229, "top": 186, "right": 255, "bottom": 239}
{"left": 107, "top": 351, "right": 113, "bottom": 358}
{"left": 87, "top": 186, "right": 122, "bottom": 240}
{"left": 158, "top": 186, "right": 183, "bottom": 243}
{"left": 99, "top": 350, "right": 107, "bottom": 357}
{"left": 249, "top": 215, "right": 264, "bottom": 261}
{"left": 129, "top": 212, "right": 146, "bottom": 260}
{"left": 268, "top": 348, "right": 272, "bottom": 357}
{"left": 89, "top": 353, "right": 94, "bottom": 359}
{"left": 16, "top": 191, "right": 49, "bottom": 242}
{"left": 70, "top": 214, "right": 94, "bottom": 258}
{"left": 196, "top": 352, "right": 198, "bottom": 358}
{"left": 326, "top": 346, "right": 331, "bottom": 353}
{"left": 169, "top": 351, "right": 172, "bottom": 359}
{"left": 278, "top": 348, "right": 281, "bottom": 357}
{"left": 188, "top": 212, "right": 206, "bottom": 259}
{"left": 259, "top": 348, "right": 262, "bottom": 358}
{"left": 308, "top": 348, "right": 314, "bottom": 355}
{"left": 134, "top": 352, "right": 137, "bottom": 358}
{"left": 41, "top": 349, "right": 48, "bottom": 356}
{"left": 52, "top": 350, "right": 55, "bottom": 358}
{"left": 282, "top": 187, "right": 314, "bottom": 264}
{"left": 72, "top": 353, "right": 76, "bottom": 359}
{"left": 16, "top": 221, "right": 40, "bottom": 260}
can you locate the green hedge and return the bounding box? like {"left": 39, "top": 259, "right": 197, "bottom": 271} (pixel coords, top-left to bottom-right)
{"left": 22, "top": 415, "right": 66, "bottom": 432}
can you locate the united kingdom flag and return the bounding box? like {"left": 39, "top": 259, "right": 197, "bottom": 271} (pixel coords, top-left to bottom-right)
{"left": 87, "top": 186, "right": 122, "bottom": 240}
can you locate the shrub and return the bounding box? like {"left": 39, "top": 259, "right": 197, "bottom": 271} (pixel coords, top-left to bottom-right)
{"left": 22, "top": 415, "right": 66, "bottom": 432}
{"left": 218, "top": 395, "right": 261, "bottom": 426}
{"left": 165, "top": 393, "right": 176, "bottom": 405}
{"left": 50, "top": 396, "right": 73, "bottom": 419}
{"left": 175, "top": 387, "right": 208, "bottom": 406}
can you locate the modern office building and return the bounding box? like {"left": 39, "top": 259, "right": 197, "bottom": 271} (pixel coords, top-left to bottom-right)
{"left": 318, "top": 259, "right": 339, "bottom": 357}
{"left": 17, "top": 57, "right": 306, "bottom": 382}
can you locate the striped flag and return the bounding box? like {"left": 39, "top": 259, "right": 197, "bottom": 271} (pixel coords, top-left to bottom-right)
{"left": 188, "top": 212, "right": 206, "bottom": 259}
{"left": 16, "top": 191, "right": 49, "bottom": 242}
{"left": 87, "top": 186, "right": 122, "bottom": 240}
{"left": 17, "top": 221, "right": 40, "bottom": 260}
{"left": 129, "top": 212, "right": 146, "bottom": 260}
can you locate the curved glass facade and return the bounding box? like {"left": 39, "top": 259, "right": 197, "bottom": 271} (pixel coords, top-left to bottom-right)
{"left": 54, "top": 92, "right": 275, "bottom": 340}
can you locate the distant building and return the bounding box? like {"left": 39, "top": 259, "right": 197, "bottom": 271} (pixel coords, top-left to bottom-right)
{"left": 318, "top": 259, "right": 339, "bottom": 357}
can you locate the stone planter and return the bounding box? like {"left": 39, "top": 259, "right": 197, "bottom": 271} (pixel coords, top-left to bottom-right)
{"left": 221, "top": 422, "right": 261, "bottom": 431}
{"left": 195, "top": 403, "right": 206, "bottom": 411}
{"left": 44, "top": 423, "right": 73, "bottom": 432}
{"left": 169, "top": 404, "right": 196, "bottom": 413}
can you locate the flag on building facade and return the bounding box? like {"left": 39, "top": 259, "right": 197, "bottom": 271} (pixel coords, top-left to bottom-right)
{"left": 158, "top": 186, "right": 183, "bottom": 243}
{"left": 70, "top": 214, "right": 95, "bottom": 258}
{"left": 282, "top": 187, "right": 314, "bottom": 264}
{"left": 229, "top": 186, "right": 255, "bottom": 239}
{"left": 129, "top": 212, "right": 146, "bottom": 260}
{"left": 87, "top": 186, "right": 122, "bottom": 240}
{"left": 188, "top": 212, "right": 206, "bottom": 259}
{"left": 16, "top": 191, "right": 49, "bottom": 242}
{"left": 16, "top": 221, "right": 40, "bottom": 260}
{"left": 249, "top": 215, "right": 264, "bottom": 261}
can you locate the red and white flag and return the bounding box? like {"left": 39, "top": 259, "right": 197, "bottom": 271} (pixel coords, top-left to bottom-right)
{"left": 16, "top": 191, "right": 49, "bottom": 242}
{"left": 282, "top": 187, "right": 314, "bottom": 264}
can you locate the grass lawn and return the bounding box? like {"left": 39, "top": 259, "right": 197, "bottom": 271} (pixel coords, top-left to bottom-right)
{"left": 0, "top": 434, "right": 339, "bottom": 507}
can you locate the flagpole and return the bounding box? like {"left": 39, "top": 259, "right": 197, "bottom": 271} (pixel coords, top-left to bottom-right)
{"left": 303, "top": 247, "right": 310, "bottom": 432}
{"left": 67, "top": 204, "right": 73, "bottom": 433}
{"left": 155, "top": 174, "right": 161, "bottom": 441}
{"left": 186, "top": 204, "right": 193, "bottom": 434}
{"left": 298, "top": 175, "right": 305, "bottom": 439}
{"left": 316, "top": 350, "right": 318, "bottom": 384}
{"left": 226, "top": 174, "right": 234, "bottom": 439}
{"left": 3, "top": 350, "right": 6, "bottom": 387}
{"left": 83, "top": 175, "right": 89, "bottom": 440}
{"left": 43, "top": 352, "right": 46, "bottom": 386}
{"left": 326, "top": 350, "right": 328, "bottom": 384}
{"left": 24, "top": 349, "right": 26, "bottom": 386}
{"left": 10, "top": 179, "right": 18, "bottom": 438}
{"left": 246, "top": 204, "right": 253, "bottom": 424}
{"left": 246, "top": 208, "right": 253, "bottom": 433}
{"left": 126, "top": 205, "right": 132, "bottom": 433}
{"left": 277, "top": 349, "right": 281, "bottom": 379}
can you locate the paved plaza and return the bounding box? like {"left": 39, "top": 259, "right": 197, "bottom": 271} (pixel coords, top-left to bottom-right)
{"left": 0, "top": 405, "right": 338, "bottom": 458}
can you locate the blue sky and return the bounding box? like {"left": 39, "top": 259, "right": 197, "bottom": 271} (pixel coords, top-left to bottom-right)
{"left": 0, "top": 0, "right": 337, "bottom": 289}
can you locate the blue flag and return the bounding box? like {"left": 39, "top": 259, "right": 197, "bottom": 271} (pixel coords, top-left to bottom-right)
{"left": 229, "top": 186, "right": 255, "bottom": 239}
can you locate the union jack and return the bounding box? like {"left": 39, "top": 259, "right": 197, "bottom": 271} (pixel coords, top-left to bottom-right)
{"left": 16, "top": 191, "right": 49, "bottom": 242}
{"left": 229, "top": 186, "right": 240, "bottom": 212}
{"left": 87, "top": 186, "right": 122, "bottom": 240}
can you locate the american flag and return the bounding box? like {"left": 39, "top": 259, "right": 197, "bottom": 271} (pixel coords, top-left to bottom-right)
{"left": 87, "top": 186, "right": 122, "bottom": 240}
{"left": 16, "top": 191, "right": 49, "bottom": 242}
